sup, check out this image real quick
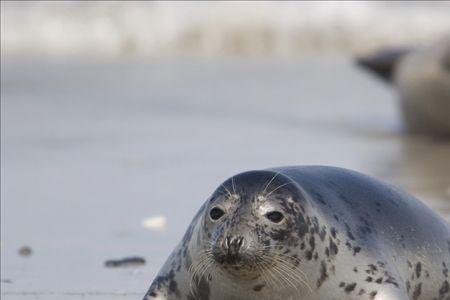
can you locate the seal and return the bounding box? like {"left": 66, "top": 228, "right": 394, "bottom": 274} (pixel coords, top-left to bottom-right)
{"left": 357, "top": 35, "right": 450, "bottom": 137}
{"left": 143, "top": 166, "right": 450, "bottom": 300}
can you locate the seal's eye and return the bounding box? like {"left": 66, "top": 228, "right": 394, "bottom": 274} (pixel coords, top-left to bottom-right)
{"left": 266, "top": 211, "right": 284, "bottom": 223}
{"left": 209, "top": 207, "right": 225, "bottom": 221}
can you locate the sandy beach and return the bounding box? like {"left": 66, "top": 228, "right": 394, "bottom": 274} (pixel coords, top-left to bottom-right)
{"left": 1, "top": 55, "right": 450, "bottom": 299}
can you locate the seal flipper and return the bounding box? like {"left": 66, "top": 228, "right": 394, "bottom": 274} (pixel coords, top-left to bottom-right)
{"left": 356, "top": 47, "right": 412, "bottom": 83}
{"left": 143, "top": 270, "right": 183, "bottom": 300}
{"left": 144, "top": 290, "right": 167, "bottom": 300}
{"left": 143, "top": 280, "right": 170, "bottom": 300}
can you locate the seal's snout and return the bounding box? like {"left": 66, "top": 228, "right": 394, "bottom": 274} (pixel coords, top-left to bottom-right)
{"left": 224, "top": 236, "right": 244, "bottom": 256}
{"left": 213, "top": 235, "right": 246, "bottom": 266}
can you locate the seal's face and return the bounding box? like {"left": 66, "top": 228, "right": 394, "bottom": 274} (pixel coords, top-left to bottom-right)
{"left": 200, "top": 171, "right": 308, "bottom": 279}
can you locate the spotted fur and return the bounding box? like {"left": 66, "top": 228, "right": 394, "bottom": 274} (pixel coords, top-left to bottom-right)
{"left": 143, "top": 166, "right": 450, "bottom": 300}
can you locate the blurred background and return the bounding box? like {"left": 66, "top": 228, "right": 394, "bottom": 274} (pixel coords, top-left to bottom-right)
{"left": 1, "top": 1, "right": 450, "bottom": 299}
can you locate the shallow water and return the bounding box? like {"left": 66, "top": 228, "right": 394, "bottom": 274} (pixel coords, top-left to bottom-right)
{"left": 1, "top": 56, "right": 450, "bottom": 299}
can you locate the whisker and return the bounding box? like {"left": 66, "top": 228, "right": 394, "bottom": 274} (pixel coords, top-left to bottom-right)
{"left": 189, "top": 252, "right": 214, "bottom": 297}
{"left": 271, "top": 264, "right": 297, "bottom": 291}
{"left": 273, "top": 260, "right": 307, "bottom": 291}
{"left": 221, "top": 184, "right": 233, "bottom": 198}
{"left": 259, "top": 254, "right": 308, "bottom": 289}
{"left": 258, "top": 260, "right": 277, "bottom": 288}
{"left": 272, "top": 253, "right": 303, "bottom": 265}
{"left": 254, "top": 245, "right": 280, "bottom": 253}
{"left": 266, "top": 254, "right": 306, "bottom": 278}
{"left": 262, "top": 260, "right": 284, "bottom": 288}
{"left": 198, "top": 258, "right": 213, "bottom": 283}
{"left": 265, "top": 182, "right": 292, "bottom": 197}
{"left": 262, "top": 171, "right": 281, "bottom": 194}
{"left": 231, "top": 176, "right": 236, "bottom": 194}
{"left": 189, "top": 260, "right": 204, "bottom": 295}
{"left": 189, "top": 254, "right": 210, "bottom": 278}
{"left": 264, "top": 255, "right": 312, "bottom": 293}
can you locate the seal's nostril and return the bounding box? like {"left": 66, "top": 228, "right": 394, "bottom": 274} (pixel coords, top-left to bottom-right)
{"left": 225, "top": 236, "right": 244, "bottom": 255}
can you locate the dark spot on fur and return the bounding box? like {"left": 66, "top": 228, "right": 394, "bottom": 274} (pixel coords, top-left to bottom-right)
{"left": 344, "top": 223, "right": 355, "bottom": 240}
{"left": 270, "top": 228, "right": 290, "bottom": 241}
{"left": 330, "top": 227, "right": 337, "bottom": 238}
{"left": 319, "top": 226, "right": 327, "bottom": 241}
{"left": 305, "top": 250, "right": 313, "bottom": 260}
{"left": 407, "top": 260, "right": 412, "bottom": 268}
{"left": 147, "top": 270, "right": 181, "bottom": 299}
{"left": 317, "top": 261, "right": 328, "bottom": 288}
{"left": 415, "top": 262, "right": 422, "bottom": 278}
{"left": 440, "top": 280, "right": 449, "bottom": 296}
{"left": 253, "top": 283, "right": 265, "bottom": 292}
{"left": 309, "top": 236, "right": 316, "bottom": 251}
{"left": 384, "top": 276, "right": 398, "bottom": 287}
{"left": 412, "top": 283, "right": 422, "bottom": 300}
{"left": 329, "top": 238, "right": 338, "bottom": 256}
{"left": 344, "top": 282, "right": 357, "bottom": 293}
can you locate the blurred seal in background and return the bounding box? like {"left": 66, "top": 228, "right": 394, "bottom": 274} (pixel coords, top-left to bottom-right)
{"left": 357, "top": 35, "right": 450, "bottom": 137}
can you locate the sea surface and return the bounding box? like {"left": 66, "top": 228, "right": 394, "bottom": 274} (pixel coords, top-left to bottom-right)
{"left": 1, "top": 56, "right": 450, "bottom": 299}
{"left": 2, "top": 1, "right": 450, "bottom": 57}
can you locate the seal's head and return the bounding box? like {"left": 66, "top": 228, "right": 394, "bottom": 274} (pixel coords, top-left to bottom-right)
{"left": 198, "top": 170, "right": 309, "bottom": 280}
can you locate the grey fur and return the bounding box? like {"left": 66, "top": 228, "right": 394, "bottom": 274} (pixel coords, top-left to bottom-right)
{"left": 395, "top": 35, "right": 450, "bottom": 136}
{"left": 143, "top": 166, "right": 450, "bottom": 300}
{"left": 358, "top": 35, "right": 450, "bottom": 137}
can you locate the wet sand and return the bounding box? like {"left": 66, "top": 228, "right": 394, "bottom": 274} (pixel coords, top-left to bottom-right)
{"left": 1, "top": 56, "right": 449, "bottom": 299}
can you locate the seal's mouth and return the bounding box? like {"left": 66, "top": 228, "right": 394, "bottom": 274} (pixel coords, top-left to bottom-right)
{"left": 214, "top": 255, "right": 261, "bottom": 279}
{"left": 213, "top": 252, "right": 247, "bottom": 267}
{"left": 213, "top": 252, "right": 265, "bottom": 279}
{"left": 212, "top": 250, "right": 260, "bottom": 277}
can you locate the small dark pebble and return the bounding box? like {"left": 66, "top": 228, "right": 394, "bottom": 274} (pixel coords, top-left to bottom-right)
{"left": 1, "top": 279, "right": 13, "bottom": 283}
{"left": 18, "top": 246, "right": 32, "bottom": 257}
{"left": 104, "top": 256, "right": 146, "bottom": 268}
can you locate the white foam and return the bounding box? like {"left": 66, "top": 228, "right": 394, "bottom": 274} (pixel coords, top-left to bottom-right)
{"left": 141, "top": 216, "right": 168, "bottom": 232}
{"left": 2, "top": 2, "right": 450, "bottom": 57}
